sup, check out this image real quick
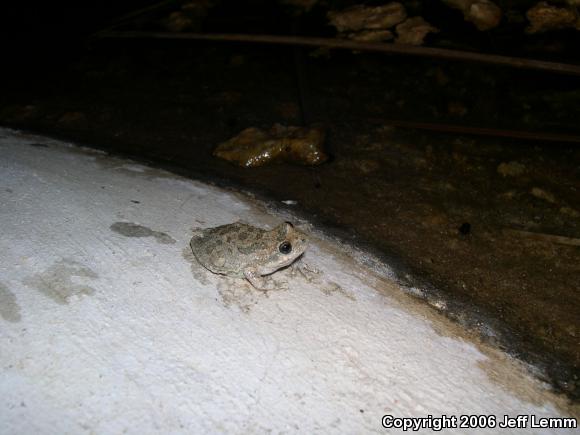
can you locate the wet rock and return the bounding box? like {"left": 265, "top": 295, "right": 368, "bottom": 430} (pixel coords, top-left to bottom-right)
{"left": 395, "top": 16, "right": 439, "bottom": 45}
{"left": 327, "top": 3, "right": 407, "bottom": 33}
{"left": 468, "top": 0, "right": 503, "bottom": 30}
{"left": 526, "top": 2, "right": 579, "bottom": 34}
{"left": 443, "top": 0, "right": 502, "bottom": 31}
{"left": 213, "top": 124, "right": 328, "bottom": 167}
{"left": 497, "top": 161, "right": 526, "bottom": 177}
{"left": 530, "top": 187, "right": 557, "bottom": 204}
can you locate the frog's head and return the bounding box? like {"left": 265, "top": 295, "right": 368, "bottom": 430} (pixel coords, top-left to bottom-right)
{"left": 260, "top": 222, "right": 309, "bottom": 274}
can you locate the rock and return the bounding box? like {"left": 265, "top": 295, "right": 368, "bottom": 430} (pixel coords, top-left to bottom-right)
{"left": 526, "top": 2, "right": 579, "bottom": 34}
{"left": 530, "top": 187, "right": 556, "bottom": 204}
{"left": 497, "top": 161, "right": 526, "bottom": 177}
{"left": 327, "top": 3, "right": 407, "bottom": 33}
{"left": 468, "top": 0, "right": 503, "bottom": 30}
{"left": 213, "top": 124, "right": 328, "bottom": 167}
{"left": 395, "top": 16, "right": 439, "bottom": 45}
{"left": 443, "top": 0, "right": 502, "bottom": 31}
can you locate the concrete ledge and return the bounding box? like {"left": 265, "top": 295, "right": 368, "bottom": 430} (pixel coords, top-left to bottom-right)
{"left": 0, "top": 128, "right": 577, "bottom": 434}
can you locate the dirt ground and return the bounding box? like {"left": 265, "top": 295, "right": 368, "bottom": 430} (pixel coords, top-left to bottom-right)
{"left": 1, "top": 33, "right": 579, "bottom": 401}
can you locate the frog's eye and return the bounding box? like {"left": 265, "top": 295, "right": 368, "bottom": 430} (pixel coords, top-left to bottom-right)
{"left": 279, "top": 241, "right": 292, "bottom": 254}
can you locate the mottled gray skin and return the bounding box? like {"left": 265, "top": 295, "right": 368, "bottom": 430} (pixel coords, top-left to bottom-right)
{"left": 190, "top": 221, "right": 308, "bottom": 290}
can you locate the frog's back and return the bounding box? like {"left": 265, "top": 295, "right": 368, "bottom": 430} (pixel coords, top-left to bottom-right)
{"left": 190, "top": 222, "right": 267, "bottom": 275}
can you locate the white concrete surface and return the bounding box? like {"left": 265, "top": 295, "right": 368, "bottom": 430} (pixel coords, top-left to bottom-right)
{"left": 0, "top": 128, "right": 577, "bottom": 434}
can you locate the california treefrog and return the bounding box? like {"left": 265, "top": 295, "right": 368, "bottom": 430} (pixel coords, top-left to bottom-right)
{"left": 190, "top": 221, "right": 308, "bottom": 290}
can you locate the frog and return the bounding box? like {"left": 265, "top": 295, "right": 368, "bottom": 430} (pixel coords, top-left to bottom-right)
{"left": 190, "top": 221, "right": 309, "bottom": 290}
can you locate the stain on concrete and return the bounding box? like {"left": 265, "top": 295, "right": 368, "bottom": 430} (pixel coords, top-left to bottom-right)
{"left": 217, "top": 279, "right": 262, "bottom": 313}
{"left": 85, "top": 151, "right": 177, "bottom": 181}
{"left": 0, "top": 281, "right": 22, "bottom": 322}
{"left": 320, "top": 281, "right": 356, "bottom": 301}
{"left": 182, "top": 246, "right": 263, "bottom": 312}
{"left": 5, "top": 188, "right": 13, "bottom": 193}
{"left": 182, "top": 247, "right": 210, "bottom": 285}
{"left": 477, "top": 354, "right": 579, "bottom": 417}
{"left": 110, "top": 222, "right": 176, "bottom": 245}
{"left": 23, "top": 260, "right": 98, "bottom": 305}
{"left": 29, "top": 143, "right": 49, "bottom": 148}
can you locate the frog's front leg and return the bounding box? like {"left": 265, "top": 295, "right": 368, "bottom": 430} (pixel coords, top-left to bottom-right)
{"left": 243, "top": 268, "right": 287, "bottom": 291}
{"left": 290, "top": 261, "right": 321, "bottom": 283}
